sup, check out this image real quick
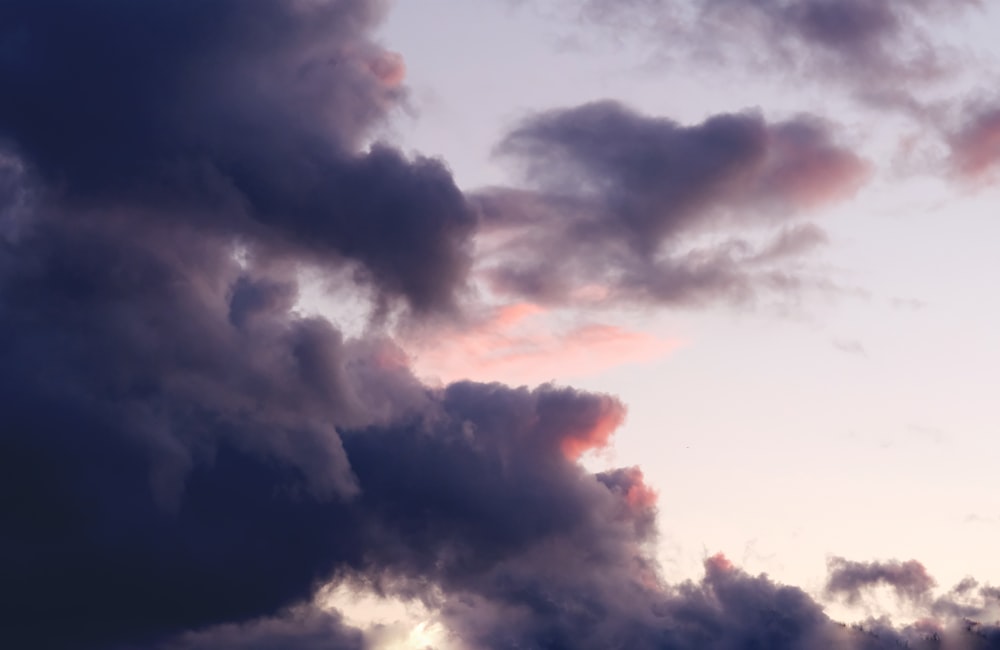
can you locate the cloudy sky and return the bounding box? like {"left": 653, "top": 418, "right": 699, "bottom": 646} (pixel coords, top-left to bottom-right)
{"left": 2, "top": 1, "right": 1000, "bottom": 649}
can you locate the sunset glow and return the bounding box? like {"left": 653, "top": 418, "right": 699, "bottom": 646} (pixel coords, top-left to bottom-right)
{"left": 3, "top": 1, "right": 1000, "bottom": 649}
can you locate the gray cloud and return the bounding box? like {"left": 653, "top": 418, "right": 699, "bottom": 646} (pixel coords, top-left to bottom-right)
{"left": 474, "top": 101, "right": 866, "bottom": 306}
{"left": 826, "top": 557, "right": 937, "bottom": 605}
{"left": 0, "top": 0, "right": 476, "bottom": 314}
{"left": 833, "top": 338, "right": 868, "bottom": 357}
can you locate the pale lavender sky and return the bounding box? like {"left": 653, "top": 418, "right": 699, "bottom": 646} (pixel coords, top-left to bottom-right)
{"left": 370, "top": 0, "right": 1000, "bottom": 619}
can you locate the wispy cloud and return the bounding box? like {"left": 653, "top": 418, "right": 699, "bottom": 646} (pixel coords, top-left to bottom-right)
{"left": 833, "top": 338, "right": 869, "bottom": 357}
{"left": 409, "top": 302, "right": 678, "bottom": 385}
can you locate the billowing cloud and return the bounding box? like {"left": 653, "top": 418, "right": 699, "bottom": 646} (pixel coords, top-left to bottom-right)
{"left": 0, "top": 220, "right": 403, "bottom": 647}
{"left": 474, "top": 101, "right": 866, "bottom": 306}
{"left": 0, "top": 0, "right": 476, "bottom": 313}
{"left": 2, "top": 207, "right": 999, "bottom": 649}
{"left": 11, "top": 198, "right": 992, "bottom": 649}
{"left": 0, "top": 205, "right": 637, "bottom": 647}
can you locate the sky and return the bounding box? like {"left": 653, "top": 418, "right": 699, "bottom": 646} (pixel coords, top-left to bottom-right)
{"left": 2, "top": 1, "right": 1000, "bottom": 649}
{"left": 368, "top": 0, "right": 1000, "bottom": 595}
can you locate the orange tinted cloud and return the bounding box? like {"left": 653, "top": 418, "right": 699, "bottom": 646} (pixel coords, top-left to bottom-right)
{"left": 559, "top": 399, "right": 625, "bottom": 460}
{"left": 409, "top": 303, "right": 678, "bottom": 386}
{"left": 760, "top": 121, "right": 871, "bottom": 210}
{"left": 624, "top": 479, "right": 658, "bottom": 510}
{"left": 368, "top": 50, "right": 406, "bottom": 87}
{"left": 706, "top": 553, "right": 736, "bottom": 575}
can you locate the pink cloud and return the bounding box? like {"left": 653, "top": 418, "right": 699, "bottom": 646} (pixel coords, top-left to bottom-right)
{"left": 367, "top": 50, "right": 406, "bottom": 87}
{"left": 409, "top": 303, "right": 678, "bottom": 386}
{"left": 949, "top": 107, "right": 1000, "bottom": 180}
{"left": 559, "top": 399, "right": 626, "bottom": 460}
{"left": 706, "top": 553, "right": 736, "bottom": 575}
{"left": 759, "top": 121, "right": 871, "bottom": 211}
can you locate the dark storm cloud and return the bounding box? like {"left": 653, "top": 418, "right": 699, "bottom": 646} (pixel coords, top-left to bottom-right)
{"left": 12, "top": 216, "right": 976, "bottom": 650}
{"left": 2, "top": 126, "right": 647, "bottom": 647}
{"left": 474, "top": 101, "right": 866, "bottom": 306}
{"left": 336, "top": 382, "right": 635, "bottom": 595}
{"left": 1, "top": 206, "right": 997, "bottom": 650}
{"left": 0, "top": 188, "right": 640, "bottom": 646}
{"left": 0, "top": 215, "right": 404, "bottom": 648}
{"left": 826, "top": 557, "right": 937, "bottom": 604}
{"left": 0, "top": 0, "right": 475, "bottom": 312}
{"left": 0, "top": 226, "right": 643, "bottom": 649}
{"left": 0, "top": 0, "right": 469, "bottom": 644}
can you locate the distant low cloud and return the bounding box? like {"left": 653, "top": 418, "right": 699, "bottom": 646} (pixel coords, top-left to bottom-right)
{"left": 826, "top": 557, "right": 937, "bottom": 605}
{"left": 833, "top": 338, "right": 868, "bottom": 357}
{"left": 966, "top": 514, "right": 1000, "bottom": 523}
{"left": 890, "top": 296, "right": 928, "bottom": 311}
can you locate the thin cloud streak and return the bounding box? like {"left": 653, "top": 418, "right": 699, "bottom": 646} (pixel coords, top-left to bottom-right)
{"left": 409, "top": 302, "right": 678, "bottom": 386}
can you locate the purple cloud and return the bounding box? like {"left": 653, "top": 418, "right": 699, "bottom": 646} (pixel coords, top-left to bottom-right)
{"left": 0, "top": 0, "right": 475, "bottom": 313}
{"left": 826, "top": 557, "right": 937, "bottom": 604}
{"left": 475, "top": 101, "right": 866, "bottom": 306}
